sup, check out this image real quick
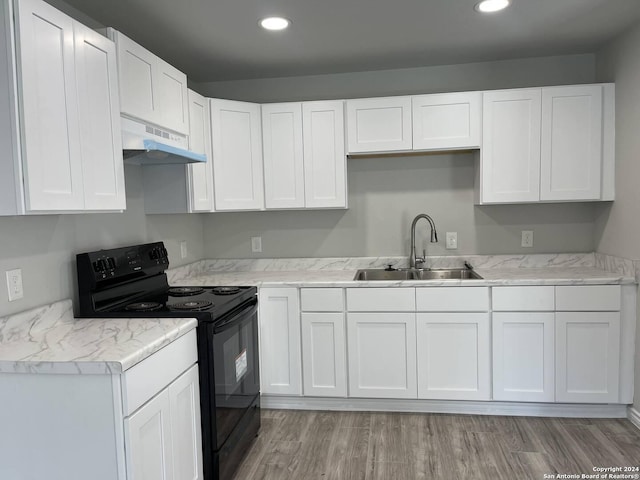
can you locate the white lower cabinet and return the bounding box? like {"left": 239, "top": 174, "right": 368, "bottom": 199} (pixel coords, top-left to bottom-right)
{"left": 555, "top": 312, "right": 620, "bottom": 403}
{"left": 416, "top": 313, "right": 490, "bottom": 400}
{"left": 347, "top": 312, "right": 417, "bottom": 399}
{"left": 301, "top": 313, "right": 347, "bottom": 397}
{"left": 258, "top": 288, "right": 302, "bottom": 395}
{"left": 492, "top": 312, "right": 555, "bottom": 402}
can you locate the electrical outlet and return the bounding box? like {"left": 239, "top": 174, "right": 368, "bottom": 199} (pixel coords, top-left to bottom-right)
{"left": 251, "top": 236, "right": 262, "bottom": 253}
{"left": 521, "top": 230, "right": 534, "bottom": 248}
{"left": 180, "top": 241, "right": 188, "bottom": 259}
{"left": 446, "top": 232, "right": 458, "bottom": 250}
{"left": 6, "top": 269, "right": 24, "bottom": 301}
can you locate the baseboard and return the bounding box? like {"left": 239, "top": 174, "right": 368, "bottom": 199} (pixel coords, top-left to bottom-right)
{"left": 261, "top": 395, "right": 629, "bottom": 418}
{"left": 628, "top": 406, "right": 640, "bottom": 430}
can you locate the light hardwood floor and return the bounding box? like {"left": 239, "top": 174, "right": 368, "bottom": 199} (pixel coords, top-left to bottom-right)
{"left": 232, "top": 409, "right": 640, "bottom": 480}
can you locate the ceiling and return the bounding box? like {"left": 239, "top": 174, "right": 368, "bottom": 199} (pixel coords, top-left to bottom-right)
{"left": 60, "top": 0, "right": 640, "bottom": 82}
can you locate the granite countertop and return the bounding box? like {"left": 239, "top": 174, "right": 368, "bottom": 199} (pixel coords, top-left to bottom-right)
{"left": 180, "top": 266, "right": 635, "bottom": 288}
{"left": 0, "top": 299, "right": 197, "bottom": 375}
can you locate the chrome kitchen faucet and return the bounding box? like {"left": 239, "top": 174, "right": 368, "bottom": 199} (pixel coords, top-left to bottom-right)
{"left": 410, "top": 213, "right": 438, "bottom": 269}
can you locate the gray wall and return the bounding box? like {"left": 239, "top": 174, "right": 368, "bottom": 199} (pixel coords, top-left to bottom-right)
{"left": 194, "top": 54, "right": 596, "bottom": 103}
{"left": 0, "top": 166, "right": 204, "bottom": 317}
{"left": 595, "top": 22, "right": 640, "bottom": 411}
{"left": 204, "top": 154, "right": 597, "bottom": 259}
{"left": 202, "top": 54, "right": 599, "bottom": 259}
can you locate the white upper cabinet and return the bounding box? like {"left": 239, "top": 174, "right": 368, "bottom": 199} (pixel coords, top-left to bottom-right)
{"left": 108, "top": 29, "right": 188, "bottom": 134}
{"left": 346, "top": 96, "right": 413, "bottom": 153}
{"left": 75, "top": 24, "right": 126, "bottom": 210}
{"left": 480, "top": 89, "right": 542, "bottom": 204}
{"left": 412, "top": 92, "right": 482, "bottom": 150}
{"left": 302, "top": 101, "right": 346, "bottom": 208}
{"left": 262, "top": 103, "right": 305, "bottom": 209}
{"left": 540, "top": 85, "right": 603, "bottom": 201}
{"left": 187, "top": 89, "right": 214, "bottom": 212}
{"left": 210, "top": 99, "right": 264, "bottom": 211}
{"left": 1, "top": 0, "right": 124, "bottom": 214}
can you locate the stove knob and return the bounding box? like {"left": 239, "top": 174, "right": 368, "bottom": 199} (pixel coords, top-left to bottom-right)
{"left": 107, "top": 257, "right": 116, "bottom": 270}
{"left": 92, "top": 261, "right": 101, "bottom": 273}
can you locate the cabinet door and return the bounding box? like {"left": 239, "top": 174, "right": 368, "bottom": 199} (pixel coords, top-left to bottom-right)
{"left": 481, "top": 89, "right": 542, "bottom": 204}
{"left": 74, "top": 23, "right": 125, "bottom": 210}
{"left": 347, "top": 312, "right": 417, "bottom": 399}
{"left": 301, "top": 313, "right": 347, "bottom": 397}
{"left": 346, "top": 97, "right": 412, "bottom": 153}
{"left": 492, "top": 312, "right": 555, "bottom": 402}
{"left": 412, "top": 92, "right": 481, "bottom": 150}
{"left": 416, "top": 313, "right": 490, "bottom": 400}
{"left": 303, "top": 101, "right": 347, "bottom": 208}
{"left": 262, "top": 103, "right": 305, "bottom": 209}
{"left": 168, "top": 365, "right": 203, "bottom": 480}
{"left": 258, "top": 288, "right": 301, "bottom": 395}
{"left": 113, "top": 30, "right": 156, "bottom": 124}
{"left": 540, "top": 85, "right": 603, "bottom": 201}
{"left": 125, "top": 389, "right": 174, "bottom": 480}
{"left": 556, "top": 312, "right": 620, "bottom": 403}
{"left": 187, "top": 90, "right": 214, "bottom": 212}
{"left": 16, "top": 0, "right": 84, "bottom": 211}
{"left": 156, "top": 58, "right": 189, "bottom": 135}
{"left": 210, "top": 99, "right": 264, "bottom": 211}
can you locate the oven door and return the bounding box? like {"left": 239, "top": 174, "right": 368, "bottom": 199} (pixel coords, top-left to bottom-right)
{"left": 210, "top": 299, "right": 260, "bottom": 449}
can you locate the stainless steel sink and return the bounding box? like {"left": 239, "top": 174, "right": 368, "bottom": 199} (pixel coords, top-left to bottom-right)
{"left": 353, "top": 268, "right": 482, "bottom": 281}
{"left": 353, "top": 269, "right": 419, "bottom": 281}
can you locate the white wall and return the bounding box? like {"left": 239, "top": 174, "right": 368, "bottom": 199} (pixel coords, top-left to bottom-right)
{"left": 194, "top": 54, "right": 596, "bottom": 103}
{"left": 596, "top": 22, "right": 640, "bottom": 412}
{"left": 0, "top": 166, "right": 204, "bottom": 316}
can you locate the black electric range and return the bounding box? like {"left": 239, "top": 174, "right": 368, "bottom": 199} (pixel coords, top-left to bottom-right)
{"left": 75, "top": 242, "right": 260, "bottom": 480}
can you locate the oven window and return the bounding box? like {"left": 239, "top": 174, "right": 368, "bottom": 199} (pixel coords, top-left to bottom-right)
{"left": 212, "top": 307, "right": 260, "bottom": 447}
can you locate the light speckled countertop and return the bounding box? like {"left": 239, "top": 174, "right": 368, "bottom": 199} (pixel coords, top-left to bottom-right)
{"left": 179, "top": 266, "right": 635, "bottom": 288}
{"left": 0, "top": 299, "right": 197, "bottom": 375}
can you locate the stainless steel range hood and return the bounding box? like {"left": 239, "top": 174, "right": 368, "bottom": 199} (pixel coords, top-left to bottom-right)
{"left": 121, "top": 117, "right": 206, "bottom": 165}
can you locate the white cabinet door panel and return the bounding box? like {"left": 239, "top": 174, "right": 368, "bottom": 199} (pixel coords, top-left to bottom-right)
{"left": 412, "top": 92, "right": 481, "bottom": 150}
{"left": 481, "top": 89, "right": 541, "bottom": 204}
{"left": 156, "top": 59, "right": 188, "bottom": 135}
{"left": 556, "top": 312, "right": 620, "bottom": 403}
{"left": 16, "top": 0, "right": 84, "bottom": 211}
{"left": 125, "top": 389, "right": 174, "bottom": 480}
{"left": 347, "top": 97, "right": 412, "bottom": 153}
{"left": 262, "top": 103, "right": 305, "bottom": 209}
{"left": 417, "top": 313, "right": 490, "bottom": 400}
{"left": 168, "top": 365, "right": 203, "bottom": 480}
{"left": 541, "top": 85, "right": 603, "bottom": 201}
{"left": 347, "top": 312, "right": 417, "bottom": 398}
{"left": 187, "top": 90, "right": 214, "bottom": 212}
{"left": 492, "top": 312, "right": 555, "bottom": 402}
{"left": 75, "top": 23, "right": 125, "bottom": 210}
{"left": 258, "top": 288, "right": 301, "bottom": 395}
{"left": 303, "top": 101, "right": 346, "bottom": 208}
{"left": 211, "top": 99, "right": 264, "bottom": 211}
{"left": 301, "top": 313, "right": 347, "bottom": 397}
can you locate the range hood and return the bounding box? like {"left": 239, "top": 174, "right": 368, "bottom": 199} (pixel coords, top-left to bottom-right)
{"left": 121, "top": 117, "right": 206, "bottom": 165}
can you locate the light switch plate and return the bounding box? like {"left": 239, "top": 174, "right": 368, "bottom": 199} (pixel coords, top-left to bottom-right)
{"left": 446, "top": 232, "right": 458, "bottom": 250}
{"left": 180, "top": 241, "right": 188, "bottom": 259}
{"left": 521, "top": 230, "right": 534, "bottom": 248}
{"left": 251, "top": 236, "right": 262, "bottom": 253}
{"left": 6, "top": 268, "right": 23, "bottom": 301}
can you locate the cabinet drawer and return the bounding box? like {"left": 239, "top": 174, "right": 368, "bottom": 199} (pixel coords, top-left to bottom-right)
{"left": 492, "top": 286, "right": 554, "bottom": 311}
{"left": 555, "top": 285, "right": 621, "bottom": 311}
{"left": 122, "top": 329, "right": 197, "bottom": 416}
{"left": 416, "top": 287, "right": 489, "bottom": 312}
{"left": 346, "top": 288, "right": 415, "bottom": 311}
{"left": 300, "top": 288, "right": 344, "bottom": 311}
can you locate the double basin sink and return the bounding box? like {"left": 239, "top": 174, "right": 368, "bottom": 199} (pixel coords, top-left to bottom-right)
{"left": 354, "top": 268, "right": 483, "bottom": 281}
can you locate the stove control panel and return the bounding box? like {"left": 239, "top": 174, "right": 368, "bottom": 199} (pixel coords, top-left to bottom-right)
{"left": 77, "top": 242, "right": 170, "bottom": 290}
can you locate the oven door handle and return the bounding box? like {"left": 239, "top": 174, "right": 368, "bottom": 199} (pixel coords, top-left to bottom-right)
{"left": 213, "top": 300, "right": 258, "bottom": 333}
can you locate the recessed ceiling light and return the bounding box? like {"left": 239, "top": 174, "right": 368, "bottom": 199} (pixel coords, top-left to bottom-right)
{"left": 475, "top": 0, "right": 511, "bottom": 13}
{"left": 260, "top": 17, "right": 290, "bottom": 31}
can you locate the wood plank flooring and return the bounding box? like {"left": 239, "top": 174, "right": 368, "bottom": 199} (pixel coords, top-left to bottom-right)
{"left": 232, "top": 409, "right": 640, "bottom": 480}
